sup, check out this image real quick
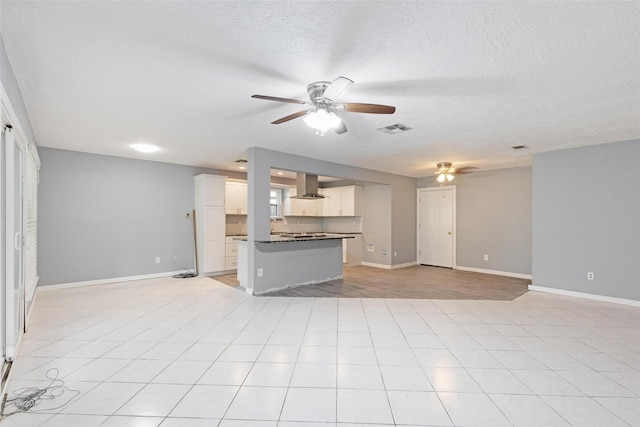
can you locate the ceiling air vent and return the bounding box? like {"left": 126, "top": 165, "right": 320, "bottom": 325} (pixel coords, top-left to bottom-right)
{"left": 377, "top": 123, "right": 413, "bottom": 135}
{"left": 511, "top": 145, "right": 528, "bottom": 150}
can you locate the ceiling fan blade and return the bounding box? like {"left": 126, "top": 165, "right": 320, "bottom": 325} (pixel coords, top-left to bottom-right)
{"left": 454, "top": 167, "right": 479, "bottom": 174}
{"left": 271, "top": 110, "right": 310, "bottom": 124}
{"left": 252, "top": 94, "right": 308, "bottom": 105}
{"left": 342, "top": 103, "right": 396, "bottom": 114}
{"left": 334, "top": 120, "right": 348, "bottom": 134}
{"left": 322, "top": 76, "right": 354, "bottom": 102}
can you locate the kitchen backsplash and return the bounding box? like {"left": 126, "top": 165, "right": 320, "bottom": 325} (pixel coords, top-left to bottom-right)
{"left": 323, "top": 216, "right": 362, "bottom": 233}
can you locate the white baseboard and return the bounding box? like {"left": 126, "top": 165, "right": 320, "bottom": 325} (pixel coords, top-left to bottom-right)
{"left": 38, "top": 270, "right": 187, "bottom": 291}
{"left": 361, "top": 261, "right": 417, "bottom": 270}
{"left": 25, "top": 287, "right": 40, "bottom": 326}
{"left": 528, "top": 285, "right": 640, "bottom": 307}
{"left": 455, "top": 266, "right": 532, "bottom": 280}
{"left": 251, "top": 275, "right": 344, "bottom": 296}
{"left": 391, "top": 261, "right": 418, "bottom": 270}
{"left": 361, "top": 262, "right": 392, "bottom": 270}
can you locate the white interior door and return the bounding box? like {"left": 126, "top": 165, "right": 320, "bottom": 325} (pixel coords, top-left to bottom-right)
{"left": 417, "top": 187, "right": 455, "bottom": 268}
{"left": 3, "top": 126, "right": 25, "bottom": 362}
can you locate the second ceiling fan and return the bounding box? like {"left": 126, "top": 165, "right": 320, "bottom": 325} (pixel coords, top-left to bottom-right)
{"left": 252, "top": 76, "right": 396, "bottom": 135}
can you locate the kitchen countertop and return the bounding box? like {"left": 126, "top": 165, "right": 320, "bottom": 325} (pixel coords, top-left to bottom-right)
{"left": 323, "top": 232, "right": 362, "bottom": 235}
{"left": 233, "top": 233, "right": 355, "bottom": 243}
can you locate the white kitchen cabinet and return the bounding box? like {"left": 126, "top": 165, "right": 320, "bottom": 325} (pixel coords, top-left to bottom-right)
{"left": 225, "top": 180, "right": 248, "bottom": 215}
{"left": 194, "top": 174, "right": 226, "bottom": 275}
{"left": 342, "top": 239, "right": 347, "bottom": 263}
{"left": 225, "top": 236, "right": 238, "bottom": 270}
{"left": 322, "top": 187, "right": 340, "bottom": 216}
{"left": 322, "top": 185, "right": 362, "bottom": 217}
{"left": 286, "top": 187, "right": 323, "bottom": 216}
{"left": 338, "top": 235, "right": 363, "bottom": 264}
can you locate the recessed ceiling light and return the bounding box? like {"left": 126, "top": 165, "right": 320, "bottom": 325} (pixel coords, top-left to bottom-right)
{"left": 130, "top": 143, "right": 160, "bottom": 153}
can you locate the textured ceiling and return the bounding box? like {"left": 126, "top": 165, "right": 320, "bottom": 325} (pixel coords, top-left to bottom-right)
{"left": 1, "top": 1, "right": 639, "bottom": 178}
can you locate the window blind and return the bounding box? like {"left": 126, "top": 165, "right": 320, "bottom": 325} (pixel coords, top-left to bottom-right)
{"left": 24, "top": 143, "right": 40, "bottom": 309}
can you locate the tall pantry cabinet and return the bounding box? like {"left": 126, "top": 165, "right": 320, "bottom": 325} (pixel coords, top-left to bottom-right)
{"left": 194, "top": 174, "right": 226, "bottom": 275}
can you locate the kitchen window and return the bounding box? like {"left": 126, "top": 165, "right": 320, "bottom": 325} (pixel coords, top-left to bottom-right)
{"left": 270, "top": 188, "right": 283, "bottom": 218}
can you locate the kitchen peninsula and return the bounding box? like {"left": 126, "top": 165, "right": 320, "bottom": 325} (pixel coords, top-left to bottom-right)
{"left": 236, "top": 233, "right": 354, "bottom": 294}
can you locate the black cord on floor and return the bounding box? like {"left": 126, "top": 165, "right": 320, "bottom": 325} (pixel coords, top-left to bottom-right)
{"left": 0, "top": 368, "right": 80, "bottom": 418}
{"left": 173, "top": 257, "right": 197, "bottom": 278}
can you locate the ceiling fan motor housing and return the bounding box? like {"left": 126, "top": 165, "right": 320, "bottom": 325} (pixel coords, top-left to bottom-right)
{"left": 437, "top": 161, "right": 453, "bottom": 172}
{"left": 307, "top": 81, "right": 332, "bottom": 105}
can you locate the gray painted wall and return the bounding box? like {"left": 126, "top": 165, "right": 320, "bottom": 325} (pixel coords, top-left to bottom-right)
{"left": 38, "top": 147, "right": 235, "bottom": 285}
{"left": 532, "top": 139, "right": 640, "bottom": 300}
{"left": 252, "top": 239, "right": 344, "bottom": 294}
{"left": 362, "top": 184, "right": 392, "bottom": 265}
{"left": 0, "top": 34, "right": 36, "bottom": 143}
{"left": 417, "top": 166, "right": 532, "bottom": 275}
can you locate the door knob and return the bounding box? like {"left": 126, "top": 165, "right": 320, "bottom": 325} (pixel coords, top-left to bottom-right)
{"left": 448, "top": 231, "right": 452, "bottom": 235}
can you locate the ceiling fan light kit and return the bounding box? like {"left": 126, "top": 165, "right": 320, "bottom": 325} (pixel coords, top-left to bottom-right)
{"left": 251, "top": 76, "right": 396, "bottom": 135}
{"left": 435, "top": 161, "right": 456, "bottom": 185}
{"left": 436, "top": 173, "right": 455, "bottom": 183}
{"left": 303, "top": 108, "right": 342, "bottom": 135}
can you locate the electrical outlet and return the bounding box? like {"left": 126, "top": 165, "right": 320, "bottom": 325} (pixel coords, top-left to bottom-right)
{"left": 155, "top": 257, "right": 160, "bottom": 264}
{"left": 367, "top": 244, "right": 374, "bottom": 252}
{"left": 484, "top": 254, "right": 489, "bottom": 261}
{"left": 587, "top": 272, "right": 594, "bottom": 280}
{"left": 382, "top": 249, "right": 387, "bottom": 255}
{"left": 394, "top": 251, "right": 397, "bottom": 257}
{"left": 258, "top": 268, "right": 264, "bottom": 277}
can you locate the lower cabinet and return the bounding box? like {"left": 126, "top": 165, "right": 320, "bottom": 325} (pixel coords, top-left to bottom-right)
{"left": 343, "top": 234, "right": 362, "bottom": 266}
{"left": 342, "top": 239, "right": 347, "bottom": 263}
{"left": 225, "top": 236, "right": 238, "bottom": 270}
{"left": 201, "top": 206, "right": 226, "bottom": 274}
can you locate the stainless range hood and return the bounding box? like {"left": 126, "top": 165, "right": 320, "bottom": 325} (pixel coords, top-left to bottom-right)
{"left": 291, "top": 172, "right": 325, "bottom": 199}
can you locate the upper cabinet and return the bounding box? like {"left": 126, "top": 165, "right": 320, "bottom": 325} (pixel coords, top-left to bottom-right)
{"left": 196, "top": 174, "right": 225, "bottom": 207}
{"left": 287, "top": 188, "right": 323, "bottom": 216}
{"left": 322, "top": 185, "right": 362, "bottom": 217}
{"left": 229, "top": 182, "right": 362, "bottom": 218}
{"left": 225, "top": 180, "right": 248, "bottom": 215}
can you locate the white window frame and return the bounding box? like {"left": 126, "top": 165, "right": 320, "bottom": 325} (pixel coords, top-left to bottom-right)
{"left": 270, "top": 187, "right": 283, "bottom": 218}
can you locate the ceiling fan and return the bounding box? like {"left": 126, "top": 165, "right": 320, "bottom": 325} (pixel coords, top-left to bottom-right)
{"left": 434, "top": 162, "right": 478, "bottom": 184}
{"left": 251, "top": 76, "right": 396, "bottom": 135}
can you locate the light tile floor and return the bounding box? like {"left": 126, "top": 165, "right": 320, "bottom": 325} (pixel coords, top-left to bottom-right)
{"left": 2, "top": 276, "right": 640, "bottom": 426}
